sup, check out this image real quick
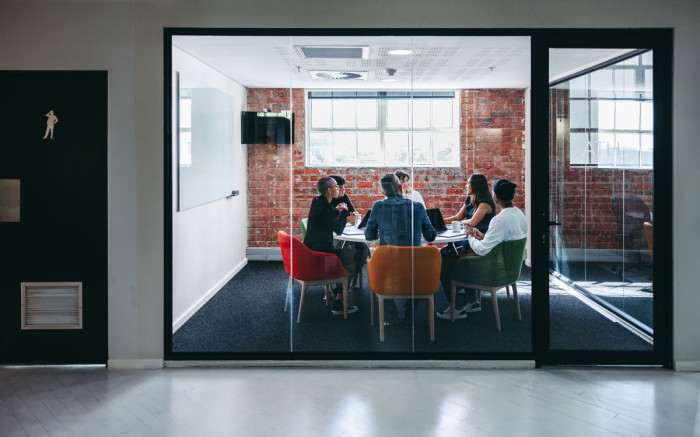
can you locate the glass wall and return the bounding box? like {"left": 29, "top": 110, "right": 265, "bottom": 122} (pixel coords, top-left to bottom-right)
{"left": 549, "top": 49, "right": 654, "bottom": 350}
{"left": 170, "top": 33, "right": 533, "bottom": 357}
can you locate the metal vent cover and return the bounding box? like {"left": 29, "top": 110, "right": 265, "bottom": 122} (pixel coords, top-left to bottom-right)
{"left": 297, "top": 45, "right": 369, "bottom": 59}
{"left": 21, "top": 282, "right": 82, "bottom": 329}
{"left": 308, "top": 70, "right": 368, "bottom": 81}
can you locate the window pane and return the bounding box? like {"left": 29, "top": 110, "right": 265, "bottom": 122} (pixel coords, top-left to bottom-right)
{"left": 432, "top": 99, "right": 453, "bottom": 129}
{"left": 590, "top": 70, "right": 613, "bottom": 98}
{"left": 570, "top": 132, "right": 596, "bottom": 165}
{"left": 387, "top": 100, "right": 409, "bottom": 128}
{"left": 569, "top": 100, "right": 587, "bottom": 129}
{"left": 433, "top": 132, "right": 458, "bottom": 166}
{"left": 311, "top": 99, "right": 332, "bottom": 128}
{"left": 332, "top": 132, "right": 357, "bottom": 165}
{"left": 569, "top": 76, "right": 587, "bottom": 99}
{"left": 412, "top": 99, "right": 431, "bottom": 129}
{"left": 641, "top": 133, "right": 653, "bottom": 167}
{"left": 641, "top": 101, "right": 653, "bottom": 131}
{"left": 308, "top": 132, "right": 331, "bottom": 165}
{"left": 597, "top": 133, "right": 615, "bottom": 166}
{"left": 616, "top": 101, "right": 640, "bottom": 130}
{"left": 357, "top": 100, "right": 377, "bottom": 128}
{"left": 357, "top": 132, "right": 381, "bottom": 164}
{"left": 412, "top": 132, "right": 432, "bottom": 165}
{"left": 384, "top": 131, "right": 408, "bottom": 165}
{"left": 333, "top": 100, "right": 356, "bottom": 128}
{"left": 598, "top": 101, "right": 615, "bottom": 130}
{"left": 617, "top": 133, "right": 641, "bottom": 166}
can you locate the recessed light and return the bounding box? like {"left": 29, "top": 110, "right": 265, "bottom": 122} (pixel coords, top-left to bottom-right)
{"left": 387, "top": 48, "right": 412, "bottom": 56}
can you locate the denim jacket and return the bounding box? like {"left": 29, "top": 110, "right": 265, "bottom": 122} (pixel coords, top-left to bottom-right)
{"left": 364, "top": 194, "right": 437, "bottom": 246}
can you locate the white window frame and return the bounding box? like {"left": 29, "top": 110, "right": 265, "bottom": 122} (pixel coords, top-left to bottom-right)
{"left": 305, "top": 90, "right": 460, "bottom": 168}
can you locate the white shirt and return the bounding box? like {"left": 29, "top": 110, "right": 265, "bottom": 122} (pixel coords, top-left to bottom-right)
{"left": 467, "top": 206, "right": 527, "bottom": 256}
{"left": 405, "top": 189, "right": 425, "bottom": 207}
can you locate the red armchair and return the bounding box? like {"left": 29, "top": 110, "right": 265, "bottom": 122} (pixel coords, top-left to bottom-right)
{"left": 278, "top": 231, "right": 350, "bottom": 321}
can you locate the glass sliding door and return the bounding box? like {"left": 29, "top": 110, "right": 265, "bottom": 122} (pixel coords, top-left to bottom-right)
{"left": 545, "top": 42, "right": 667, "bottom": 361}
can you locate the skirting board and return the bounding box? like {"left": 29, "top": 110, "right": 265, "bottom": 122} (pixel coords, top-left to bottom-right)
{"left": 165, "top": 360, "right": 536, "bottom": 370}
{"left": 172, "top": 259, "right": 248, "bottom": 333}
{"left": 247, "top": 247, "right": 282, "bottom": 261}
{"left": 108, "top": 359, "right": 164, "bottom": 370}
{"left": 675, "top": 361, "right": 700, "bottom": 372}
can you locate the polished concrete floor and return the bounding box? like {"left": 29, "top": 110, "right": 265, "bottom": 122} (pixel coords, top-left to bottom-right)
{"left": 1, "top": 365, "right": 699, "bottom": 436}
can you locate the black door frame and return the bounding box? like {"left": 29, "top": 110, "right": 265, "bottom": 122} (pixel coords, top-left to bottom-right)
{"left": 164, "top": 28, "right": 673, "bottom": 366}
{"left": 530, "top": 29, "right": 673, "bottom": 367}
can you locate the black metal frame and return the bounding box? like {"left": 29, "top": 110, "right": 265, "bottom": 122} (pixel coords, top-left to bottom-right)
{"left": 164, "top": 28, "right": 672, "bottom": 367}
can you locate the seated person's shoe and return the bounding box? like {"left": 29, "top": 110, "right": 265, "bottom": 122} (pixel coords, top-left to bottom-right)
{"left": 436, "top": 305, "right": 468, "bottom": 320}
{"left": 464, "top": 301, "right": 481, "bottom": 313}
{"left": 331, "top": 299, "right": 358, "bottom": 316}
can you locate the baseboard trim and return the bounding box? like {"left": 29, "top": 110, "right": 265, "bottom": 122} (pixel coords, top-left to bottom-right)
{"left": 108, "top": 359, "right": 164, "bottom": 370}
{"left": 172, "top": 259, "right": 248, "bottom": 332}
{"left": 674, "top": 361, "right": 700, "bottom": 372}
{"left": 164, "top": 360, "right": 536, "bottom": 369}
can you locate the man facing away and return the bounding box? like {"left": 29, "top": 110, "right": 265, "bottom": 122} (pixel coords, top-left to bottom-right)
{"left": 364, "top": 173, "right": 437, "bottom": 324}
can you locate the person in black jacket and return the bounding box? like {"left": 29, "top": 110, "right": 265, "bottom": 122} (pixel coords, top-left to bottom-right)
{"left": 303, "top": 176, "right": 358, "bottom": 315}
{"left": 329, "top": 174, "right": 369, "bottom": 288}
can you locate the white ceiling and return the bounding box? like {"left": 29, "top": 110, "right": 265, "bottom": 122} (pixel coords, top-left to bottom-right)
{"left": 173, "top": 35, "right": 633, "bottom": 90}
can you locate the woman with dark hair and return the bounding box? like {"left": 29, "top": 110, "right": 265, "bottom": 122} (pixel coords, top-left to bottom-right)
{"left": 444, "top": 173, "right": 495, "bottom": 234}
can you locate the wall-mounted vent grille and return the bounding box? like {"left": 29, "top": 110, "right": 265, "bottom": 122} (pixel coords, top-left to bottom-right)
{"left": 21, "top": 282, "right": 82, "bottom": 330}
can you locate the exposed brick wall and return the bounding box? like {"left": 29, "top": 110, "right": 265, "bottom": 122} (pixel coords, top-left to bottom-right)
{"left": 247, "top": 88, "right": 526, "bottom": 248}
{"left": 549, "top": 89, "right": 653, "bottom": 251}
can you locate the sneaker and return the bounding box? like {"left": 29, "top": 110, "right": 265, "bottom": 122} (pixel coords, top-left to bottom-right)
{"left": 436, "top": 305, "right": 467, "bottom": 320}
{"left": 331, "top": 300, "right": 358, "bottom": 316}
{"left": 464, "top": 301, "right": 481, "bottom": 313}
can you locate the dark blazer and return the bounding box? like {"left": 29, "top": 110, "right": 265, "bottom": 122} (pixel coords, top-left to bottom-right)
{"left": 303, "top": 195, "right": 348, "bottom": 253}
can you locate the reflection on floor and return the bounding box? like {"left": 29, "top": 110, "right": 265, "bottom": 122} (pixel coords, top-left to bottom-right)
{"left": 562, "top": 261, "right": 653, "bottom": 329}
{"left": 173, "top": 261, "right": 651, "bottom": 355}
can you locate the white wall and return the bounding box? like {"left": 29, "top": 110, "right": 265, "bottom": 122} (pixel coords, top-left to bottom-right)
{"left": 2, "top": 0, "right": 698, "bottom": 369}
{"left": 171, "top": 47, "right": 248, "bottom": 331}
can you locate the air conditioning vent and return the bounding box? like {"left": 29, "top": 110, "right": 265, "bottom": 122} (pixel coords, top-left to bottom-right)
{"left": 297, "top": 46, "right": 369, "bottom": 59}
{"left": 309, "top": 70, "right": 368, "bottom": 81}
{"left": 21, "top": 282, "right": 82, "bottom": 329}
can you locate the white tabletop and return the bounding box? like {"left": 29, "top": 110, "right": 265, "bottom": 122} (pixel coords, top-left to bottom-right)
{"left": 334, "top": 226, "right": 467, "bottom": 245}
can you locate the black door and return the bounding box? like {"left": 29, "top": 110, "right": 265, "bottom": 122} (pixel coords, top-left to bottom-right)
{"left": 0, "top": 71, "right": 107, "bottom": 364}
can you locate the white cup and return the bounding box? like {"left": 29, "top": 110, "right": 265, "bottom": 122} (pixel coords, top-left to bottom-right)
{"left": 452, "top": 221, "right": 461, "bottom": 232}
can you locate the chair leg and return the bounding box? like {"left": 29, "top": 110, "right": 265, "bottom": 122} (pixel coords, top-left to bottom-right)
{"left": 506, "top": 285, "right": 511, "bottom": 299}
{"left": 342, "top": 280, "right": 349, "bottom": 319}
{"left": 297, "top": 283, "right": 308, "bottom": 323}
{"left": 325, "top": 285, "right": 331, "bottom": 306}
{"left": 512, "top": 282, "right": 521, "bottom": 321}
{"left": 489, "top": 290, "right": 501, "bottom": 331}
{"left": 378, "top": 296, "right": 385, "bottom": 342}
{"left": 428, "top": 295, "right": 435, "bottom": 341}
{"left": 370, "top": 290, "right": 375, "bottom": 326}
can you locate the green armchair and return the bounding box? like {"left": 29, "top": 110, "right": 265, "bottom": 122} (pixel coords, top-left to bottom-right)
{"left": 450, "top": 237, "right": 527, "bottom": 330}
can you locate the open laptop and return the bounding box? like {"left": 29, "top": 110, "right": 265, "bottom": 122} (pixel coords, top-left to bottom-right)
{"left": 426, "top": 207, "right": 463, "bottom": 236}
{"left": 426, "top": 208, "right": 447, "bottom": 232}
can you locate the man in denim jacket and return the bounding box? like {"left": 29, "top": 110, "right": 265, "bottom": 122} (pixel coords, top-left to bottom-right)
{"left": 364, "top": 173, "right": 437, "bottom": 246}
{"left": 364, "top": 173, "right": 437, "bottom": 324}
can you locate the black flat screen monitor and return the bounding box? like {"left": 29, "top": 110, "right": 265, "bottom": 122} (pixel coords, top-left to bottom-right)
{"left": 357, "top": 210, "right": 371, "bottom": 229}
{"left": 241, "top": 111, "right": 294, "bottom": 144}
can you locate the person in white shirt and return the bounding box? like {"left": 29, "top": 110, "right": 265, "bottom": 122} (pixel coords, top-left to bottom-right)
{"left": 437, "top": 178, "right": 527, "bottom": 320}
{"left": 395, "top": 170, "right": 425, "bottom": 207}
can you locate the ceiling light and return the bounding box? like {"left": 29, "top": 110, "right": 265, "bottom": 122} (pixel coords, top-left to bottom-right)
{"left": 387, "top": 48, "right": 412, "bottom": 56}
{"left": 297, "top": 46, "right": 369, "bottom": 59}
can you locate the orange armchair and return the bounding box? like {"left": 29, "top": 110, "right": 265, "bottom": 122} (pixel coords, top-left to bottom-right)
{"left": 366, "top": 245, "right": 441, "bottom": 341}
{"left": 278, "top": 231, "right": 350, "bottom": 321}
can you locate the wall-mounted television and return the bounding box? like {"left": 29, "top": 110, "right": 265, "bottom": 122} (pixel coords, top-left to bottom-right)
{"left": 241, "top": 111, "right": 294, "bottom": 144}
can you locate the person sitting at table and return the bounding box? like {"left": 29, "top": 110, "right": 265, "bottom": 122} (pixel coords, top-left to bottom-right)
{"left": 436, "top": 178, "right": 527, "bottom": 320}
{"left": 395, "top": 170, "right": 426, "bottom": 207}
{"left": 444, "top": 173, "right": 495, "bottom": 235}
{"left": 304, "top": 176, "right": 359, "bottom": 316}
{"left": 329, "top": 174, "right": 369, "bottom": 288}
{"left": 365, "top": 173, "right": 437, "bottom": 324}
